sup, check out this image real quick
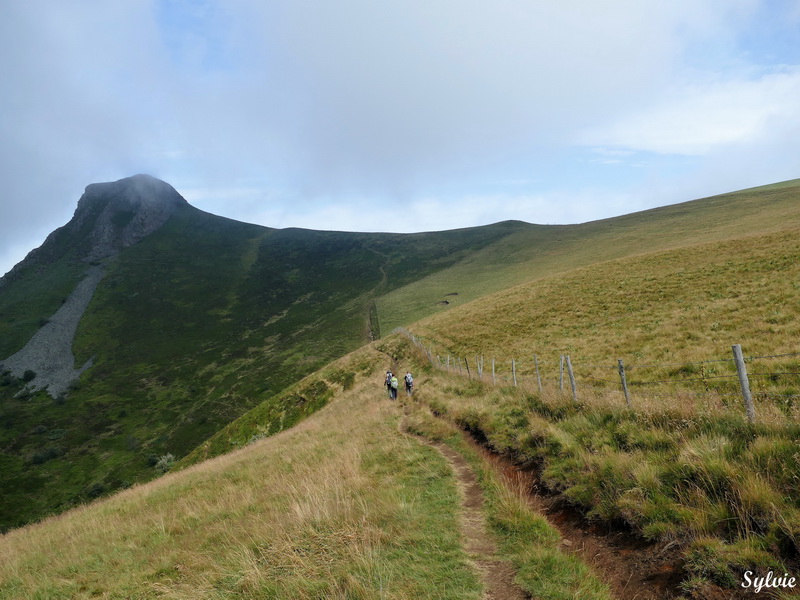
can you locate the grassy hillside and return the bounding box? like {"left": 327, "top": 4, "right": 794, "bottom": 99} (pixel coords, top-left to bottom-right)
{"left": 0, "top": 343, "right": 609, "bottom": 599}
{"left": 378, "top": 178, "right": 800, "bottom": 331}
{"left": 3, "top": 176, "right": 799, "bottom": 533}
{"left": 397, "top": 340, "right": 799, "bottom": 595}
{"left": 410, "top": 225, "right": 800, "bottom": 398}
{"left": 0, "top": 202, "right": 526, "bottom": 531}
{"left": 394, "top": 205, "right": 800, "bottom": 591}
{"left": 4, "top": 176, "right": 800, "bottom": 595}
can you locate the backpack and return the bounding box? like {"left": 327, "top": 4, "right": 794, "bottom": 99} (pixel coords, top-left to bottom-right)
{"left": 390, "top": 377, "right": 398, "bottom": 389}
{"left": 405, "top": 374, "right": 413, "bottom": 385}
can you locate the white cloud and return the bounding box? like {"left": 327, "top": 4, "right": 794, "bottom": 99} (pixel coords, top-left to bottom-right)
{"left": 2, "top": 0, "right": 800, "bottom": 274}
{"left": 581, "top": 67, "right": 800, "bottom": 155}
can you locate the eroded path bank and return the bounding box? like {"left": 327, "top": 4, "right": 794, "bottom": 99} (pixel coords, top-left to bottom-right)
{"left": 463, "top": 431, "right": 685, "bottom": 600}
{"left": 393, "top": 346, "right": 765, "bottom": 600}
{"left": 403, "top": 394, "right": 692, "bottom": 600}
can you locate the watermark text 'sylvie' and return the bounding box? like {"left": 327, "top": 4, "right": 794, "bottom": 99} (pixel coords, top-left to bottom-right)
{"left": 742, "top": 571, "right": 796, "bottom": 594}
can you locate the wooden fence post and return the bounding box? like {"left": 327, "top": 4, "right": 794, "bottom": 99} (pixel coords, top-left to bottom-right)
{"left": 512, "top": 359, "right": 517, "bottom": 387}
{"left": 732, "top": 344, "right": 756, "bottom": 423}
{"left": 559, "top": 355, "right": 565, "bottom": 392}
{"left": 565, "top": 355, "right": 577, "bottom": 402}
{"left": 618, "top": 359, "right": 631, "bottom": 407}
{"left": 534, "top": 354, "right": 543, "bottom": 395}
{"left": 465, "top": 357, "right": 471, "bottom": 379}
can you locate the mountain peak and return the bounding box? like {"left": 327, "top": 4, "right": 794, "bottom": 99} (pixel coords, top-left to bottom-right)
{"left": 79, "top": 174, "right": 186, "bottom": 213}
{"left": 0, "top": 175, "right": 189, "bottom": 286}
{"left": 68, "top": 174, "right": 188, "bottom": 262}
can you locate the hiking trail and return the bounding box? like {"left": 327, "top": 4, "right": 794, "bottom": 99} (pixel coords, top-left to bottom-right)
{"left": 399, "top": 412, "right": 527, "bottom": 600}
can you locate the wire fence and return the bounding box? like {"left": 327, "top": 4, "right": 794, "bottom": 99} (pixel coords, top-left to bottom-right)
{"left": 394, "top": 328, "right": 800, "bottom": 423}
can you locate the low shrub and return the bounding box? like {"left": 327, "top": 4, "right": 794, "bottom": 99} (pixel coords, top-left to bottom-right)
{"left": 155, "top": 453, "right": 175, "bottom": 473}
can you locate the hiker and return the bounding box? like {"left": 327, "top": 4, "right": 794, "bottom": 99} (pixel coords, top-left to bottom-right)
{"left": 404, "top": 371, "right": 414, "bottom": 396}
{"left": 385, "top": 371, "right": 393, "bottom": 398}
{"left": 390, "top": 374, "right": 399, "bottom": 400}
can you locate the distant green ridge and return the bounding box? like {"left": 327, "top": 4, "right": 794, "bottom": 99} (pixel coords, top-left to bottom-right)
{"left": 377, "top": 178, "right": 800, "bottom": 331}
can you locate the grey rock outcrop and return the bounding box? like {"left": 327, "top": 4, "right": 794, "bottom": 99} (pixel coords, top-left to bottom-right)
{"left": 1, "top": 266, "right": 105, "bottom": 397}
{"left": 72, "top": 173, "right": 187, "bottom": 261}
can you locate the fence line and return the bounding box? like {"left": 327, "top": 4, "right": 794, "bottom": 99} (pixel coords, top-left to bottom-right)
{"left": 393, "top": 328, "right": 800, "bottom": 424}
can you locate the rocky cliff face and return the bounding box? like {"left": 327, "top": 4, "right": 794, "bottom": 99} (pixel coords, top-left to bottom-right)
{"left": 0, "top": 174, "right": 187, "bottom": 286}
{"left": 71, "top": 173, "right": 188, "bottom": 261}
{"left": 0, "top": 175, "right": 188, "bottom": 396}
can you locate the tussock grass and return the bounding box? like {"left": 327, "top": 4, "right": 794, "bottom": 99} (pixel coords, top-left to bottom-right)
{"left": 0, "top": 348, "right": 483, "bottom": 599}
{"left": 409, "top": 360, "right": 800, "bottom": 589}
{"left": 404, "top": 403, "right": 613, "bottom": 600}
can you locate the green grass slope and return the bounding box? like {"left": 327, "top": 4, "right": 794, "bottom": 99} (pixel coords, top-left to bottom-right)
{"left": 4, "top": 175, "right": 799, "bottom": 594}
{"left": 400, "top": 339, "right": 800, "bottom": 594}
{"left": 0, "top": 201, "right": 526, "bottom": 531}
{"left": 378, "top": 178, "right": 800, "bottom": 331}
{"left": 410, "top": 225, "right": 800, "bottom": 381}
{"left": 393, "top": 190, "right": 800, "bottom": 590}
{"left": 0, "top": 342, "right": 610, "bottom": 600}
{"left": 2, "top": 176, "right": 798, "bottom": 533}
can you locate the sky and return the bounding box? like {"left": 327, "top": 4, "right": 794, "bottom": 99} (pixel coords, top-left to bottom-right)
{"left": 2, "top": 0, "right": 800, "bottom": 276}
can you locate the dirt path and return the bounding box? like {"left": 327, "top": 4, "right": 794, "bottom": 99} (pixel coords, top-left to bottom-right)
{"left": 401, "top": 397, "right": 763, "bottom": 600}
{"left": 400, "top": 419, "right": 528, "bottom": 600}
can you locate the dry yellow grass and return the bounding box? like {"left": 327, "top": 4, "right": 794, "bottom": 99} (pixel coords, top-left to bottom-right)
{"left": 0, "top": 347, "right": 482, "bottom": 599}
{"left": 410, "top": 226, "right": 800, "bottom": 415}
{"left": 378, "top": 179, "right": 800, "bottom": 332}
